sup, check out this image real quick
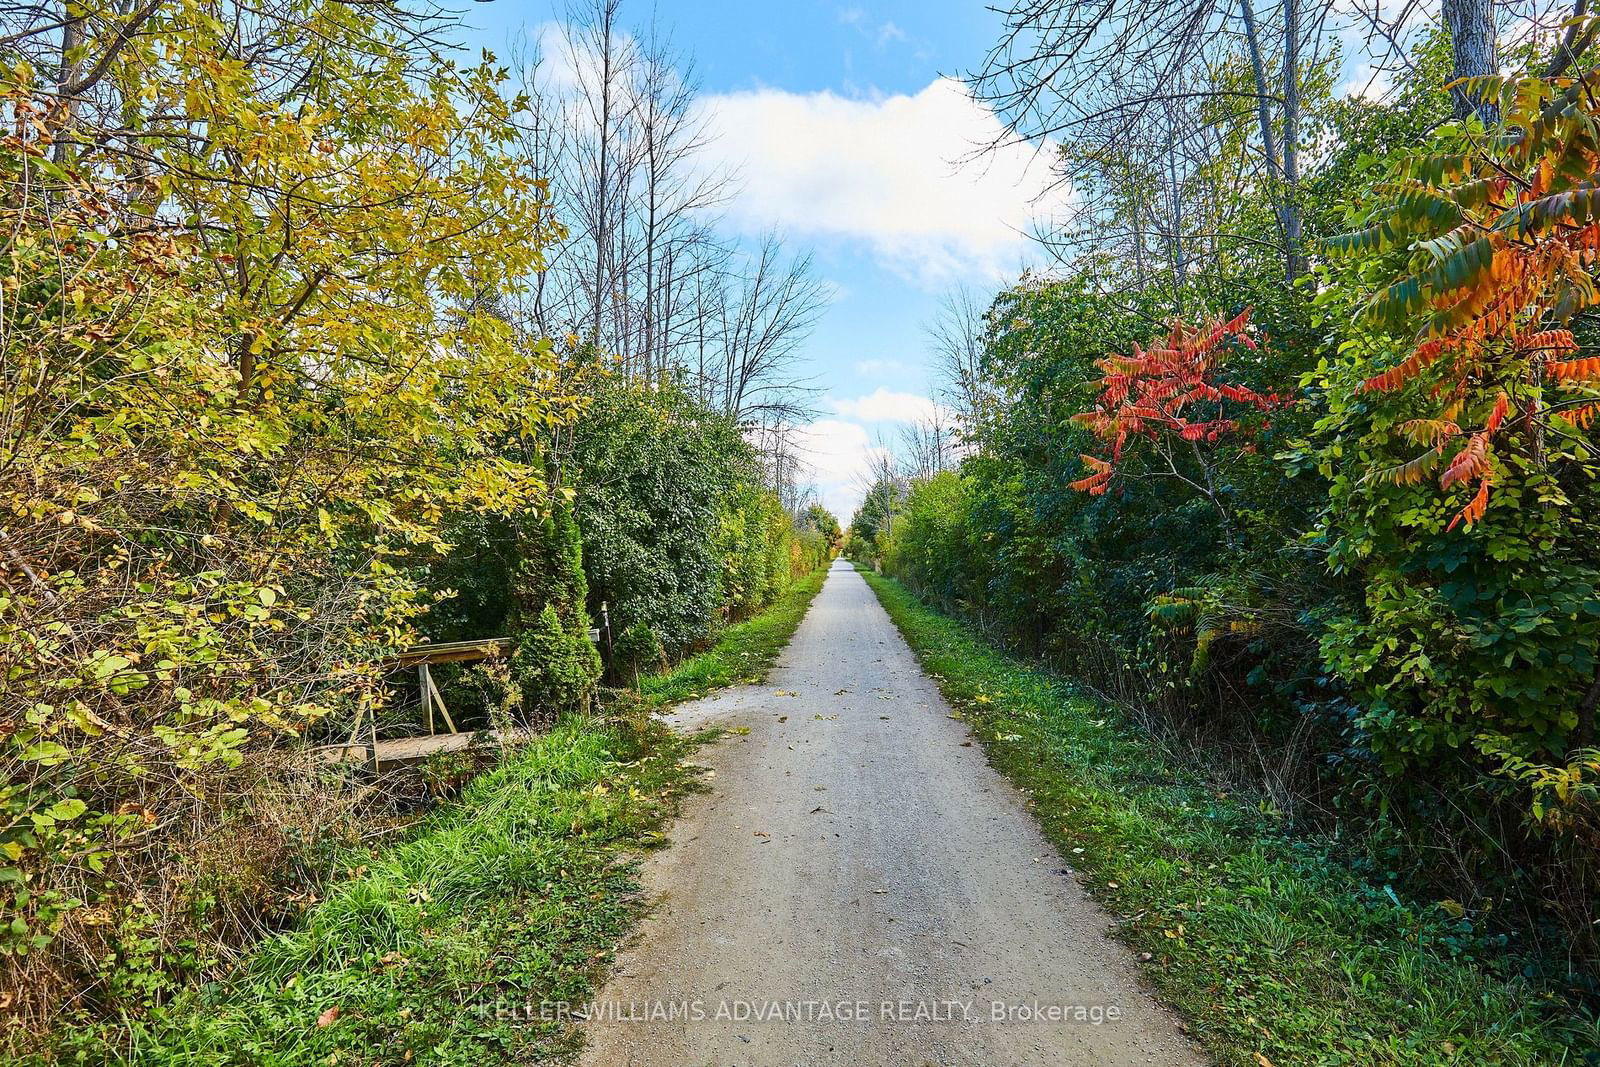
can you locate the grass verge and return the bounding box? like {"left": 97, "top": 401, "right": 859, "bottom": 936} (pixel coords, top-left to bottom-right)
{"left": 636, "top": 565, "right": 829, "bottom": 706}
{"left": 859, "top": 567, "right": 1598, "bottom": 1067}
{"left": 50, "top": 567, "right": 832, "bottom": 1066}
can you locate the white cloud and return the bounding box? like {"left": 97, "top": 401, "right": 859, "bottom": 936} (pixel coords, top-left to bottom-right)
{"left": 829, "top": 388, "right": 942, "bottom": 423}
{"left": 695, "top": 78, "right": 1062, "bottom": 286}
{"left": 875, "top": 21, "right": 907, "bottom": 47}
{"left": 853, "top": 357, "right": 915, "bottom": 376}
{"left": 791, "top": 418, "right": 889, "bottom": 521}
{"left": 796, "top": 390, "right": 949, "bottom": 518}
{"left": 526, "top": 21, "right": 584, "bottom": 93}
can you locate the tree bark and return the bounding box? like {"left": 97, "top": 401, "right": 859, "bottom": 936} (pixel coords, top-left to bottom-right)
{"left": 1280, "top": 0, "right": 1304, "bottom": 281}
{"left": 1240, "top": 0, "right": 1295, "bottom": 282}
{"left": 1443, "top": 0, "right": 1499, "bottom": 123}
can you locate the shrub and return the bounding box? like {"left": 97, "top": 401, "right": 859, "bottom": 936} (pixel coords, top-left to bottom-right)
{"left": 612, "top": 623, "right": 668, "bottom": 686}
{"left": 509, "top": 499, "right": 601, "bottom": 720}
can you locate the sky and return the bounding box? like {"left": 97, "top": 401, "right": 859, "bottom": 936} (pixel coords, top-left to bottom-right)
{"left": 460, "top": 1, "right": 1064, "bottom": 521}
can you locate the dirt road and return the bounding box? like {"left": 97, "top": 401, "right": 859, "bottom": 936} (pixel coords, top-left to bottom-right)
{"left": 578, "top": 560, "right": 1205, "bottom": 1066}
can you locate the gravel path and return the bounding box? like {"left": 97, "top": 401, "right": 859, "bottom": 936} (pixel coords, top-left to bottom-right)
{"left": 577, "top": 559, "right": 1206, "bottom": 1066}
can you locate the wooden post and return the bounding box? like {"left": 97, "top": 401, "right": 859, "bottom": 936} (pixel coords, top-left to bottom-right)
{"left": 368, "top": 703, "right": 380, "bottom": 773}
{"left": 343, "top": 705, "right": 366, "bottom": 762}
{"left": 421, "top": 663, "right": 457, "bottom": 734}
{"left": 421, "top": 663, "right": 434, "bottom": 735}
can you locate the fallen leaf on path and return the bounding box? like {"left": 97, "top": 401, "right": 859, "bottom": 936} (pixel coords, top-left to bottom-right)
{"left": 777, "top": 716, "right": 788, "bottom": 723}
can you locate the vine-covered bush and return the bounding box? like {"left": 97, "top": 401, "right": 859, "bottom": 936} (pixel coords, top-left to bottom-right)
{"left": 566, "top": 379, "right": 833, "bottom": 663}
{"left": 566, "top": 381, "right": 745, "bottom": 656}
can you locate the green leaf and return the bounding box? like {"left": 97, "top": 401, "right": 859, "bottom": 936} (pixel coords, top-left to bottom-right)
{"left": 45, "top": 799, "right": 88, "bottom": 822}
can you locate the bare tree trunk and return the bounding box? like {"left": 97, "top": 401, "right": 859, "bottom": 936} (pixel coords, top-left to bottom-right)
{"left": 1163, "top": 103, "right": 1186, "bottom": 308}
{"left": 1281, "top": 0, "right": 1304, "bottom": 281}
{"left": 52, "top": 13, "right": 84, "bottom": 164}
{"left": 1546, "top": 0, "right": 1592, "bottom": 76}
{"left": 1239, "top": 0, "right": 1294, "bottom": 281}
{"left": 593, "top": 0, "right": 616, "bottom": 343}
{"left": 1444, "top": 0, "right": 1498, "bottom": 123}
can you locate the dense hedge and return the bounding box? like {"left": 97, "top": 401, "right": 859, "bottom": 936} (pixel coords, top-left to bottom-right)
{"left": 858, "top": 81, "right": 1600, "bottom": 987}
{"left": 427, "top": 377, "right": 835, "bottom": 686}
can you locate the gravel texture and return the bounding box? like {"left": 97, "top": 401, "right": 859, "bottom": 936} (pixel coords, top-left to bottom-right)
{"left": 577, "top": 560, "right": 1207, "bottom": 1066}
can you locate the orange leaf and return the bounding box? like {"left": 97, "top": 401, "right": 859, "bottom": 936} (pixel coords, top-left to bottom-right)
{"left": 1440, "top": 434, "right": 1488, "bottom": 490}
{"left": 1547, "top": 356, "right": 1600, "bottom": 381}
{"left": 1483, "top": 392, "right": 1511, "bottom": 433}
{"left": 1447, "top": 474, "right": 1493, "bottom": 532}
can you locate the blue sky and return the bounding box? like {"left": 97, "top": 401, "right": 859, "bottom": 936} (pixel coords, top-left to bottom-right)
{"left": 460, "top": 2, "right": 1062, "bottom": 520}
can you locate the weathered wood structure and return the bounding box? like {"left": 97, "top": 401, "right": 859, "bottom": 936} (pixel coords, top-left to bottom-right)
{"left": 320, "top": 637, "right": 511, "bottom": 770}
{"left": 320, "top": 622, "right": 604, "bottom": 770}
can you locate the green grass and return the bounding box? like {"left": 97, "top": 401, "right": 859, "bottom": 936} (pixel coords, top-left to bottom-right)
{"left": 50, "top": 568, "right": 832, "bottom": 1066}
{"left": 636, "top": 565, "right": 829, "bottom": 706}
{"left": 52, "top": 719, "right": 702, "bottom": 1066}
{"left": 859, "top": 567, "right": 1599, "bottom": 1067}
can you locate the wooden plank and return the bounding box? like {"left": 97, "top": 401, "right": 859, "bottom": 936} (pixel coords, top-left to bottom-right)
{"left": 387, "top": 638, "right": 511, "bottom": 668}
{"left": 420, "top": 663, "right": 434, "bottom": 735}
{"left": 315, "top": 727, "right": 533, "bottom": 769}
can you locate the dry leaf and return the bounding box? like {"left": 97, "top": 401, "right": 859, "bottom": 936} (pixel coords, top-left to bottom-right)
{"left": 316, "top": 1005, "right": 341, "bottom": 1028}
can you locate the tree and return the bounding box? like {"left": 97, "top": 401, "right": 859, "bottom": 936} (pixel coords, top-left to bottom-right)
{"left": 1317, "top": 60, "right": 1600, "bottom": 781}
{"left": 799, "top": 503, "right": 843, "bottom": 551}
{"left": 0, "top": 0, "right": 579, "bottom": 1027}
{"left": 509, "top": 497, "right": 601, "bottom": 719}
{"left": 1069, "top": 310, "right": 1289, "bottom": 547}
{"left": 926, "top": 284, "right": 992, "bottom": 432}
{"left": 520, "top": 2, "right": 823, "bottom": 420}
{"left": 970, "top": 0, "right": 1315, "bottom": 284}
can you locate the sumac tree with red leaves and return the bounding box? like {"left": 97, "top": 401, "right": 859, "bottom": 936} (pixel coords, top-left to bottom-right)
{"left": 1330, "top": 68, "right": 1600, "bottom": 532}
{"left": 1314, "top": 64, "right": 1600, "bottom": 848}
{"left": 1069, "top": 310, "right": 1292, "bottom": 540}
